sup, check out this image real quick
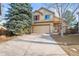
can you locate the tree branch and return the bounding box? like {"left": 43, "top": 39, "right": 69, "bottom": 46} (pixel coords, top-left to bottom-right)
{"left": 72, "top": 4, "right": 79, "bottom": 14}
{"left": 55, "top": 3, "right": 61, "bottom": 17}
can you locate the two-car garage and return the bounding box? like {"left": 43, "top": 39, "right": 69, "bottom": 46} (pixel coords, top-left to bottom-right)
{"left": 32, "top": 24, "right": 50, "bottom": 34}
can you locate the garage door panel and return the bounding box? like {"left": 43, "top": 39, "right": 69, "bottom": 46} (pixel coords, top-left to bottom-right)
{"left": 32, "top": 25, "right": 50, "bottom": 34}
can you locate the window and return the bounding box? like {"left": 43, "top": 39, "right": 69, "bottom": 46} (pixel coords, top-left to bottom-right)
{"left": 34, "top": 15, "right": 40, "bottom": 21}
{"left": 45, "top": 15, "right": 50, "bottom": 20}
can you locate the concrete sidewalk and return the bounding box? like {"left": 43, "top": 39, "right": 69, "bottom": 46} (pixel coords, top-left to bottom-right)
{"left": 0, "top": 34, "right": 68, "bottom": 56}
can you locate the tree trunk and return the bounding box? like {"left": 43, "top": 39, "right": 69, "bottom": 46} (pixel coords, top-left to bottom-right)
{"left": 60, "top": 22, "right": 64, "bottom": 37}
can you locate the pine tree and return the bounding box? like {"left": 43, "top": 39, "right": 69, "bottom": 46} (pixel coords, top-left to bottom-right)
{"left": 5, "top": 3, "right": 32, "bottom": 35}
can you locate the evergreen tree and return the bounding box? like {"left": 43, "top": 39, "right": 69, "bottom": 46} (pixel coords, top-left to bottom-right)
{"left": 5, "top": 3, "right": 32, "bottom": 35}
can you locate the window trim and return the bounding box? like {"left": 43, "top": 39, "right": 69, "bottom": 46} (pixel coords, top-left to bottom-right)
{"left": 45, "top": 15, "right": 50, "bottom": 20}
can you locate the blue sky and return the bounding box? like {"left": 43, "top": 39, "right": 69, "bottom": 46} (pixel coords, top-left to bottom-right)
{"left": 2, "top": 3, "right": 45, "bottom": 15}
{"left": 1, "top": 3, "right": 46, "bottom": 24}
{"left": 2, "top": 3, "right": 79, "bottom": 15}
{"left": 31, "top": 3, "right": 45, "bottom": 11}
{"left": 1, "top": 3, "right": 79, "bottom": 24}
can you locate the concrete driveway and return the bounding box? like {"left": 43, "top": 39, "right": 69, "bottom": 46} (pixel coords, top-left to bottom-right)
{"left": 0, "top": 34, "right": 68, "bottom": 56}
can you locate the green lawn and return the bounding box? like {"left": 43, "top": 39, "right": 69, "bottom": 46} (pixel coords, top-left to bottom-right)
{"left": 53, "top": 34, "right": 79, "bottom": 56}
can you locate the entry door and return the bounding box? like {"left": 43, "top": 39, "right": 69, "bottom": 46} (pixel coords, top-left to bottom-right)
{"left": 54, "top": 25, "right": 60, "bottom": 33}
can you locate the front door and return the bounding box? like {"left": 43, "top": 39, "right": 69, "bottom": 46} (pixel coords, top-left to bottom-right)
{"left": 54, "top": 25, "right": 60, "bottom": 33}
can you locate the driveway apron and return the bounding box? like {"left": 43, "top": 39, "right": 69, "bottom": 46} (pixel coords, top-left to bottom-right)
{"left": 0, "top": 34, "right": 68, "bottom": 56}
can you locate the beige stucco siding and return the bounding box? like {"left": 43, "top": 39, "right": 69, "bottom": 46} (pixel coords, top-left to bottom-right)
{"left": 39, "top": 9, "right": 54, "bottom": 21}
{"left": 33, "top": 12, "right": 43, "bottom": 22}
{"left": 33, "top": 8, "right": 54, "bottom": 22}
{"left": 32, "top": 7, "right": 68, "bottom": 34}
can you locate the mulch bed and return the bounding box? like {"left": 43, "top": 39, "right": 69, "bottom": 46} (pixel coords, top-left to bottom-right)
{"left": 0, "top": 35, "right": 11, "bottom": 43}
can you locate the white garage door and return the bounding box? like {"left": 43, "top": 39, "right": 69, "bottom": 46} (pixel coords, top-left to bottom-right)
{"left": 32, "top": 25, "right": 50, "bottom": 34}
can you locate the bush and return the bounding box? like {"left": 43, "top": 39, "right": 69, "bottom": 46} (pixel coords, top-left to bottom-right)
{"left": 66, "top": 28, "right": 77, "bottom": 34}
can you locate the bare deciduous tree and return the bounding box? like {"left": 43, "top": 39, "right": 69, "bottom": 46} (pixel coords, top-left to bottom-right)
{"left": 44, "top": 3, "right": 79, "bottom": 37}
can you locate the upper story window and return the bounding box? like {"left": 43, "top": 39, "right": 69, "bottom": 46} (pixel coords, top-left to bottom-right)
{"left": 34, "top": 15, "right": 40, "bottom": 21}
{"left": 45, "top": 15, "right": 50, "bottom": 20}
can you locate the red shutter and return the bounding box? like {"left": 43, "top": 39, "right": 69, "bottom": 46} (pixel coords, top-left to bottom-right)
{"left": 34, "top": 15, "right": 40, "bottom": 21}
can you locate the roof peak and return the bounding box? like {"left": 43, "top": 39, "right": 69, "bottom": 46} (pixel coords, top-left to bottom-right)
{"left": 33, "top": 7, "right": 55, "bottom": 15}
{"left": 38, "top": 7, "right": 55, "bottom": 14}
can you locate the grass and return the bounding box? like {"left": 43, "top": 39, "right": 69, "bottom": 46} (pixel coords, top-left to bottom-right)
{"left": 52, "top": 34, "right": 79, "bottom": 56}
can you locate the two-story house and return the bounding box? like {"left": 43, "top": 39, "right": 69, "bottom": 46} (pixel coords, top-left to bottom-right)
{"left": 32, "top": 7, "right": 68, "bottom": 34}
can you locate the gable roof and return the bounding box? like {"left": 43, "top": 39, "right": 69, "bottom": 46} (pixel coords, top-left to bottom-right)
{"left": 53, "top": 16, "right": 68, "bottom": 26}
{"left": 38, "top": 7, "right": 55, "bottom": 14}
{"left": 0, "top": 25, "right": 7, "bottom": 30}
{"left": 33, "top": 7, "right": 55, "bottom": 15}
{"left": 33, "top": 10, "right": 43, "bottom": 15}
{"left": 53, "top": 16, "right": 67, "bottom": 23}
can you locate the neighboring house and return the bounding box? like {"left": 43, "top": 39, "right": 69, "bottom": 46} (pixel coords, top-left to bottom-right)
{"left": 0, "top": 25, "right": 7, "bottom": 30}
{"left": 32, "top": 7, "right": 68, "bottom": 34}
{"left": 0, "top": 25, "right": 7, "bottom": 35}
